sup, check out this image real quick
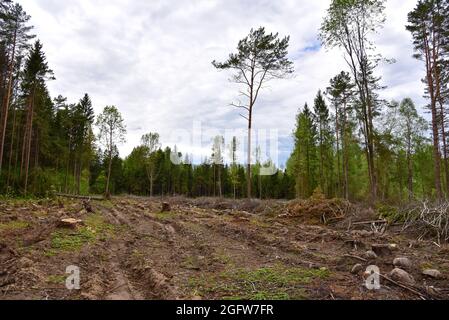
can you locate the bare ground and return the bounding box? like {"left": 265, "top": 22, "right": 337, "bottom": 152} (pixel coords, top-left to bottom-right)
{"left": 1, "top": 196, "right": 449, "bottom": 300}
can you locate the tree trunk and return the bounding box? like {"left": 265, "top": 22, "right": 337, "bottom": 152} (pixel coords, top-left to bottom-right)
{"left": 24, "top": 91, "right": 35, "bottom": 196}
{"left": 6, "top": 101, "right": 17, "bottom": 189}
{"left": 0, "top": 28, "right": 17, "bottom": 174}
{"left": 105, "top": 128, "right": 113, "bottom": 198}
{"left": 335, "top": 103, "right": 341, "bottom": 198}
{"left": 218, "top": 164, "right": 222, "bottom": 198}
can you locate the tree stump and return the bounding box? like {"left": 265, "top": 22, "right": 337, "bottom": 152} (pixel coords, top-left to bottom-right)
{"left": 83, "top": 200, "right": 93, "bottom": 213}
{"left": 58, "top": 218, "right": 83, "bottom": 229}
{"left": 161, "top": 202, "right": 171, "bottom": 212}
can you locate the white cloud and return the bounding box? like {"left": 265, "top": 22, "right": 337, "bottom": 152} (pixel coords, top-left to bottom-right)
{"left": 16, "top": 0, "right": 426, "bottom": 163}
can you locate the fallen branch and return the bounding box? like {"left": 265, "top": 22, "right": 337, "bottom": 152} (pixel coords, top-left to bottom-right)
{"left": 343, "top": 254, "right": 367, "bottom": 262}
{"left": 352, "top": 220, "right": 388, "bottom": 226}
{"left": 379, "top": 274, "right": 426, "bottom": 300}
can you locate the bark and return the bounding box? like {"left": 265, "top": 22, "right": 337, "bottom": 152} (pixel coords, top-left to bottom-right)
{"left": 23, "top": 89, "right": 36, "bottom": 195}
{"left": 0, "top": 28, "right": 17, "bottom": 174}
{"left": 423, "top": 24, "right": 443, "bottom": 200}
{"left": 342, "top": 100, "right": 350, "bottom": 200}
{"left": 6, "top": 100, "right": 17, "bottom": 188}
{"left": 105, "top": 128, "right": 113, "bottom": 197}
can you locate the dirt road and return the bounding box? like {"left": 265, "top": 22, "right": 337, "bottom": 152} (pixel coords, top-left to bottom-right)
{"left": 1, "top": 197, "right": 448, "bottom": 300}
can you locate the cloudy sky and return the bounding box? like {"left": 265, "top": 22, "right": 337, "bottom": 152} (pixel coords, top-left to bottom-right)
{"left": 16, "top": 0, "right": 425, "bottom": 165}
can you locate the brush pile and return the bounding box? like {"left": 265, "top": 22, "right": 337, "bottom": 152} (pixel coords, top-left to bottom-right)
{"left": 402, "top": 201, "right": 449, "bottom": 244}
{"left": 285, "top": 189, "right": 353, "bottom": 224}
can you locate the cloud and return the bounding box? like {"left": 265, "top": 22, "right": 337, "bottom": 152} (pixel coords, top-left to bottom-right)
{"left": 16, "top": 0, "right": 427, "bottom": 164}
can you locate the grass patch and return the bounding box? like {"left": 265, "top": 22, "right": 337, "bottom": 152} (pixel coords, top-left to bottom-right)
{"left": 47, "top": 213, "right": 116, "bottom": 255}
{"left": 0, "top": 220, "right": 30, "bottom": 232}
{"left": 188, "top": 264, "right": 330, "bottom": 300}
{"left": 155, "top": 211, "right": 177, "bottom": 220}
{"left": 47, "top": 274, "right": 67, "bottom": 284}
{"left": 211, "top": 250, "right": 233, "bottom": 266}
{"left": 182, "top": 256, "right": 201, "bottom": 270}
{"left": 250, "top": 218, "right": 271, "bottom": 228}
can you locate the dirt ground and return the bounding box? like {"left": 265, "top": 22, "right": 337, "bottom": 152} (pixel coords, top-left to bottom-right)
{"left": 1, "top": 196, "right": 448, "bottom": 300}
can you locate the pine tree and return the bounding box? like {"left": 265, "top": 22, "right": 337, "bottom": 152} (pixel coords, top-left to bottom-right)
{"left": 0, "top": 3, "right": 34, "bottom": 174}
{"left": 320, "top": 0, "right": 388, "bottom": 201}
{"left": 327, "top": 71, "right": 355, "bottom": 199}
{"left": 96, "top": 105, "right": 126, "bottom": 198}
{"left": 20, "top": 40, "right": 54, "bottom": 195}
{"left": 407, "top": 0, "right": 449, "bottom": 200}
{"left": 288, "top": 103, "right": 319, "bottom": 198}
{"left": 314, "top": 90, "right": 334, "bottom": 197}
{"left": 213, "top": 27, "right": 294, "bottom": 198}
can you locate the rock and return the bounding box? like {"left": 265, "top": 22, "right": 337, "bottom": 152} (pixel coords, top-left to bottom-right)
{"left": 363, "top": 250, "right": 378, "bottom": 260}
{"left": 58, "top": 218, "right": 83, "bottom": 229}
{"left": 161, "top": 202, "right": 171, "bottom": 212}
{"left": 393, "top": 257, "right": 413, "bottom": 270}
{"left": 351, "top": 264, "right": 364, "bottom": 274}
{"left": 422, "top": 269, "right": 443, "bottom": 279}
{"left": 372, "top": 244, "right": 393, "bottom": 256}
{"left": 389, "top": 268, "right": 415, "bottom": 285}
{"left": 388, "top": 244, "right": 399, "bottom": 251}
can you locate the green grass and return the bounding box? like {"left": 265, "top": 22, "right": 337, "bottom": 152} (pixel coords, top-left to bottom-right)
{"left": 188, "top": 264, "right": 331, "bottom": 300}
{"left": 0, "top": 220, "right": 30, "bottom": 232}
{"left": 155, "top": 211, "right": 177, "bottom": 220}
{"left": 46, "top": 213, "right": 116, "bottom": 255}
{"left": 47, "top": 274, "right": 67, "bottom": 284}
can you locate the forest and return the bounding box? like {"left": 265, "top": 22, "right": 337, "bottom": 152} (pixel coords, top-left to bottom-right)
{"left": 0, "top": 0, "right": 447, "bottom": 204}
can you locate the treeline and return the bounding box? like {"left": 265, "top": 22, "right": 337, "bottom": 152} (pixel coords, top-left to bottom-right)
{"left": 1, "top": 0, "right": 449, "bottom": 203}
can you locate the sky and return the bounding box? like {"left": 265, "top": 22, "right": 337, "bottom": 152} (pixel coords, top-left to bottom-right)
{"left": 16, "top": 0, "right": 425, "bottom": 166}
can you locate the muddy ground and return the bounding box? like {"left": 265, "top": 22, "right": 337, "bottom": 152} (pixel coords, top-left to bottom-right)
{"left": 1, "top": 196, "right": 448, "bottom": 300}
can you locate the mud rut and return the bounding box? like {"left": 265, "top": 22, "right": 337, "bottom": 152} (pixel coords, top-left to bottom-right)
{"left": 2, "top": 198, "right": 449, "bottom": 300}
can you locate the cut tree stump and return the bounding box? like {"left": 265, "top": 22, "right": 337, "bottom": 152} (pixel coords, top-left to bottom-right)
{"left": 83, "top": 200, "right": 94, "bottom": 213}
{"left": 58, "top": 218, "right": 83, "bottom": 229}
{"left": 161, "top": 202, "right": 171, "bottom": 212}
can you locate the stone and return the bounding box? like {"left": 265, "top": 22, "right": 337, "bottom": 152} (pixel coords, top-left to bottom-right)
{"left": 389, "top": 268, "right": 415, "bottom": 285}
{"left": 393, "top": 257, "right": 413, "bottom": 270}
{"left": 388, "top": 244, "right": 399, "bottom": 251}
{"left": 363, "top": 250, "right": 378, "bottom": 260}
{"left": 422, "top": 269, "right": 443, "bottom": 279}
{"left": 351, "top": 264, "right": 363, "bottom": 274}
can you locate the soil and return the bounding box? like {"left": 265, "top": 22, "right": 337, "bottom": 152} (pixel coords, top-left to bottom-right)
{"left": 0, "top": 196, "right": 448, "bottom": 300}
